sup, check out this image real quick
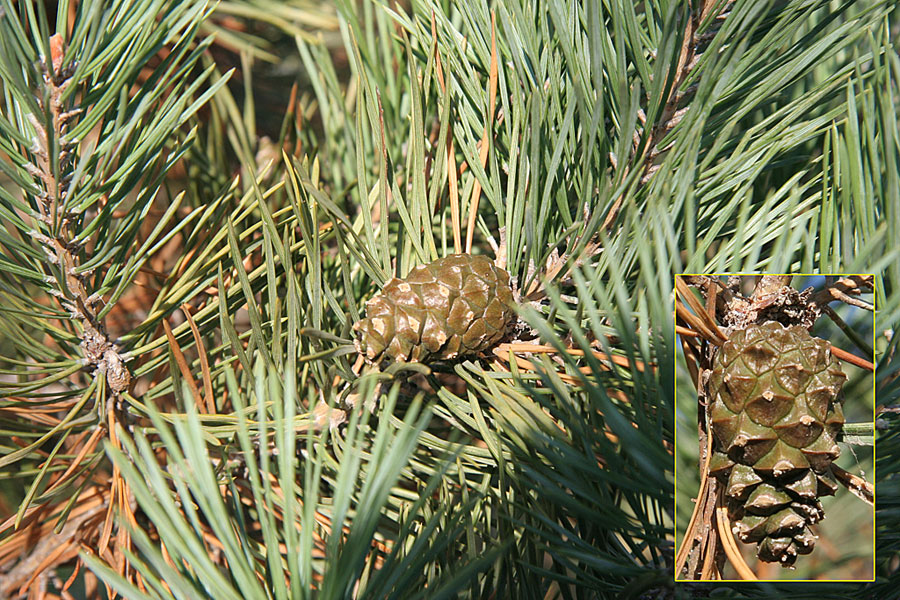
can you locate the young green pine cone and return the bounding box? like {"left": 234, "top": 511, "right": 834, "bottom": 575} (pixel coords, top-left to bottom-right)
{"left": 353, "top": 254, "right": 516, "bottom": 363}
{"left": 706, "top": 321, "right": 847, "bottom": 567}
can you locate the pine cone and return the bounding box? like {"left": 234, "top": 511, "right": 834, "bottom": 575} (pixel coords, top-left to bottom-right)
{"left": 706, "top": 321, "right": 847, "bottom": 567}
{"left": 353, "top": 254, "right": 516, "bottom": 363}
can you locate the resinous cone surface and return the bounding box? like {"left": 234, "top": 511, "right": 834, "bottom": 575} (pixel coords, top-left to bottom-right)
{"left": 707, "top": 321, "right": 847, "bottom": 567}
{"left": 354, "top": 254, "right": 516, "bottom": 363}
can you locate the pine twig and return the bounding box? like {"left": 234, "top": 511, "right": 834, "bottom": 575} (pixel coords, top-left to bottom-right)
{"left": 24, "top": 34, "right": 131, "bottom": 396}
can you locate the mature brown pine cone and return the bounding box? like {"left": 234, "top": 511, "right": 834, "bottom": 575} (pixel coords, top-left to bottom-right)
{"left": 353, "top": 254, "right": 516, "bottom": 363}
{"left": 706, "top": 321, "right": 847, "bottom": 567}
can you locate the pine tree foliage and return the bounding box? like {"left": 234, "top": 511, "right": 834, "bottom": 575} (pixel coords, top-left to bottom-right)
{"left": 0, "top": 0, "right": 897, "bottom": 598}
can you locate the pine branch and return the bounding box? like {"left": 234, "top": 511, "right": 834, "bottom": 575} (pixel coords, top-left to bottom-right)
{"left": 22, "top": 35, "right": 130, "bottom": 395}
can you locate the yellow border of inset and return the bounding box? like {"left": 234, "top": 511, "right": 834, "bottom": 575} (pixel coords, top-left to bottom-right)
{"left": 673, "top": 273, "right": 876, "bottom": 583}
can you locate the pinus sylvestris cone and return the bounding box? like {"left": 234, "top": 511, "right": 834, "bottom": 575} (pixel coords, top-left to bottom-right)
{"left": 707, "top": 321, "right": 847, "bottom": 566}
{"left": 354, "top": 254, "right": 516, "bottom": 363}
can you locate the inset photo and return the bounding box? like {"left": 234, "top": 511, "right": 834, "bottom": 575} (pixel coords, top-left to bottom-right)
{"left": 674, "top": 275, "right": 874, "bottom": 582}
